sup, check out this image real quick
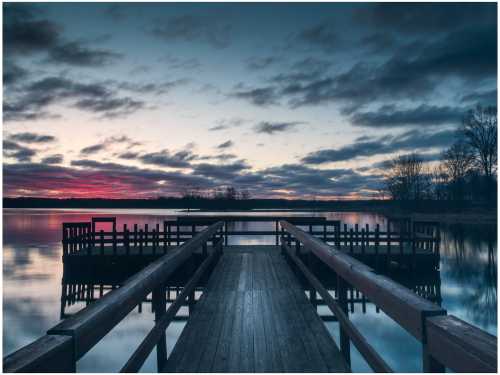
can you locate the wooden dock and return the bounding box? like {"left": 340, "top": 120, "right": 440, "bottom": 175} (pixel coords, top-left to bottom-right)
{"left": 165, "top": 246, "right": 349, "bottom": 372}
{"left": 62, "top": 215, "right": 441, "bottom": 271}
{"left": 4, "top": 218, "right": 496, "bottom": 373}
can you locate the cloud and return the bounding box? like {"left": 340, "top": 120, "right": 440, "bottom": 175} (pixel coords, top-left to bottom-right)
{"left": 8, "top": 132, "right": 56, "bottom": 143}
{"left": 208, "top": 117, "right": 247, "bottom": 131}
{"left": 74, "top": 97, "right": 144, "bottom": 119}
{"left": 159, "top": 55, "right": 201, "bottom": 70}
{"left": 3, "top": 61, "right": 29, "bottom": 86}
{"left": 3, "top": 160, "right": 214, "bottom": 198}
{"left": 350, "top": 104, "right": 464, "bottom": 128}
{"left": 150, "top": 14, "right": 232, "bottom": 48}
{"left": 3, "top": 8, "right": 59, "bottom": 55}
{"left": 4, "top": 5, "right": 122, "bottom": 68}
{"left": 216, "top": 140, "right": 233, "bottom": 149}
{"left": 3, "top": 140, "right": 37, "bottom": 162}
{"left": 231, "top": 19, "right": 496, "bottom": 115}
{"left": 41, "top": 154, "right": 63, "bottom": 164}
{"left": 80, "top": 144, "right": 107, "bottom": 155}
{"left": 245, "top": 56, "right": 282, "bottom": 71}
{"left": 138, "top": 150, "right": 197, "bottom": 168}
{"left": 191, "top": 160, "right": 250, "bottom": 180}
{"left": 80, "top": 135, "right": 142, "bottom": 156}
{"left": 253, "top": 121, "right": 305, "bottom": 135}
{"left": 230, "top": 86, "right": 278, "bottom": 107}
{"left": 117, "top": 79, "right": 189, "bottom": 95}
{"left": 46, "top": 41, "right": 122, "bottom": 66}
{"left": 302, "top": 128, "right": 457, "bottom": 164}
{"left": 293, "top": 22, "right": 340, "bottom": 52}
{"left": 355, "top": 3, "right": 496, "bottom": 35}
{"left": 4, "top": 76, "right": 145, "bottom": 121}
{"left": 460, "top": 89, "right": 497, "bottom": 107}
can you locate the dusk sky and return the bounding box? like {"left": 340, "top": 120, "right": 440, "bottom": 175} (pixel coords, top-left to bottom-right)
{"left": 3, "top": 2, "right": 497, "bottom": 199}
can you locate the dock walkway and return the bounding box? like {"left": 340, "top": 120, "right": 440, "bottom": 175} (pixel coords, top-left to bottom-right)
{"left": 5, "top": 218, "right": 495, "bottom": 374}
{"left": 164, "top": 245, "right": 349, "bottom": 372}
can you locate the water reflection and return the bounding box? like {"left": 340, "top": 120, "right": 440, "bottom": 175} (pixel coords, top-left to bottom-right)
{"left": 2, "top": 208, "right": 497, "bottom": 372}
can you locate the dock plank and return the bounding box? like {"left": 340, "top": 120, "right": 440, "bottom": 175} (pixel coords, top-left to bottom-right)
{"left": 163, "top": 245, "right": 348, "bottom": 372}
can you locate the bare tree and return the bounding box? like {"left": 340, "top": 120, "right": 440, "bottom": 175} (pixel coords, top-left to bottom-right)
{"left": 431, "top": 163, "right": 450, "bottom": 200}
{"left": 462, "top": 105, "right": 497, "bottom": 178}
{"left": 384, "top": 153, "right": 431, "bottom": 201}
{"left": 442, "top": 141, "right": 475, "bottom": 181}
{"left": 442, "top": 141, "right": 475, "bottom": 201}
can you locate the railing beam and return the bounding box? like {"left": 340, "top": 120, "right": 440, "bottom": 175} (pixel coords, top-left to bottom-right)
{"left": 47, "top": 222, "right": 224, "bottom": 361}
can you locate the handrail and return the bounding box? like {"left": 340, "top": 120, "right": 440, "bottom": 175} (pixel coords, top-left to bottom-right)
{"left": 4, "top": 221, "right": 224, "bottom": 373}
{"left": 281, "top": 240, "right": 392, "bottom": 372}
{"left": 280, "top": 221, "right": 444, "bottom": 340}
{"left": 120, "top": 238, "right": 223, "bottom": 372}
{"left": 279, "top": 220, "right": 497, "bottom": 373}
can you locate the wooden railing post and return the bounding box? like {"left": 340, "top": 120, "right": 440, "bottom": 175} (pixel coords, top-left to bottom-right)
{"left": 224, "top": 221, "right": 228, "bottom": 246}
{"left": 152, "top": 285, "right": 167, "bottom": 371}
{"left": 99, "top": 230, "right": 104, "bottom": 255}
{"left": 275, "top": 220, "right": 279, "bottom": 246}
{"left": 337, "top": 275, "right": 351, "bottom": 366}
{"left": 422, "top": 345, "right": 445, "bottom": 373}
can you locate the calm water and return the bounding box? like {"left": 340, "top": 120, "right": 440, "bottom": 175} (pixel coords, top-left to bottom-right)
{"left": 3, "top": 209, "right": 497, "bottom": 372}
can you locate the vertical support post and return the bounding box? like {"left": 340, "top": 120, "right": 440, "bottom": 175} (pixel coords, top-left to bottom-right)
{"left": 375, "top": 224, "right": 380, "bottom": 269}
{"left": 124, "top": 224, "right": 130, "bottom": 255}
{"left": 349, "top": 228, "right": 354, "bottom": 253}
{"left": 202, "top": 242, "right": 208, "bottom": 257}
{"left": 145, "top": 224, "right": 149, "bottom": 249}
{"left": 354, "top": 224, "right": 359, "bottom": 246}
{"left": 152, "top": 229, "right": 157, "bottom": 255}
{"left": 100, "top": 230, "right": 104, "bottom": 255}
{"left": 167, "top": 223, "right": 171, "bottom": 247}
{"left": 323, "top": 223, "right": 327, "bottom": 242}
{"left": 152, "top": 285, "right": 167, "bottom": 371}
{"left": 224, "top": 221, "right": 228, "bottom": 246}
{"left": 275, "top": 220, "right": 279, "bottom": 246}
{"left": 337, "top": 275, "right": 351, "bottom": 366}
{"left": 112, "top": 223, "right": 117, "bottom": 254}
{"left": 399, "top": 223, "right": 404, "bottom": 255}
{"left": 422, "top": 345, "right": 445, "bottom": 373}
{"left": 156, "top": 223, "right": 160, "bottom": 250}
{"left": 361, "top": 228, "right": 365, "bottom": 254}
{"left": 163, "top": 222, "right": 167, "bottom": 252}
{"left": 62, "top": 225, "right": 68, "bottom": 256}
{"left": 139, "top": 229, "right": 144, "bottom": 254}
{"left": 176, "top": 223, "right": 180, "bottom": 245}
{"left": 365, "top": 223, "right": 369, "bottom": 248}
{"left": 134, "top": 224, "right": 138, "bottom": 247}
{"left": 343, "top": 224, "right": 348, "bottom": 246}
{"left": 387, "top": 221, "right": 392, "bottom": 268}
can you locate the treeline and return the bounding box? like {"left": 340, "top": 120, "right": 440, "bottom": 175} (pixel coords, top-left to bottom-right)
{"left": 383, "top": 106, "right": 497, "bottom": 204}
{"left": 4, "top": 196, "right": 396, "bottom": 211}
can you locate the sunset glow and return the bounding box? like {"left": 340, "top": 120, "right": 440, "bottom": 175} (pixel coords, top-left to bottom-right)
{"left": 3, "top": 3, "right": 496, "bottom": 199}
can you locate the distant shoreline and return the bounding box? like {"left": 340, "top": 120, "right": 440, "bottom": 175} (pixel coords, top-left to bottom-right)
{"left": 3, "top": 197, "right": 496, "bottom": 225}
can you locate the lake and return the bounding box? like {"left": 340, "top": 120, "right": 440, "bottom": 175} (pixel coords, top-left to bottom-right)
{"left": 2, "top": 208, "right": 497, "bottom": 372}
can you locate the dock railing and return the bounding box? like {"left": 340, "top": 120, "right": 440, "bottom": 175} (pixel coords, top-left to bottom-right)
{"left": 279, "top": 220, "right": 496, "bottom": 373}
{"left": 4, "top": 222, "right": 225, "bottom": 373}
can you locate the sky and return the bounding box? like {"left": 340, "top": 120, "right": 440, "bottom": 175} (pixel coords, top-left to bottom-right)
{"left": 2, "top": 2, "right": 497, "bottom": 199}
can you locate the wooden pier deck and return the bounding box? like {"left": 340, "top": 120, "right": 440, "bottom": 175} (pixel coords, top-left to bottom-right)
{"left": 4, "top": 218, "right": 496, "bottom": 373}
{"left": 164, "top": 245, "right": 349, "bottom": 372}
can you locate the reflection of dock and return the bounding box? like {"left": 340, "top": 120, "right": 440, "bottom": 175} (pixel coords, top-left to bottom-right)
{"left": 60, "top": 245, "right": 443, "bottom": 320}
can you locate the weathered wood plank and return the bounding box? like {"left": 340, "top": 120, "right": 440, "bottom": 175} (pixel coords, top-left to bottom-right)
{"left": 3, "top": 335, "right": 75, "bottom": 373}
{"left": 426, "top": 315, "right": 497, "bottom": 373}
{"left": 165, "top": 246, "right": 348, "bottom": 372}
